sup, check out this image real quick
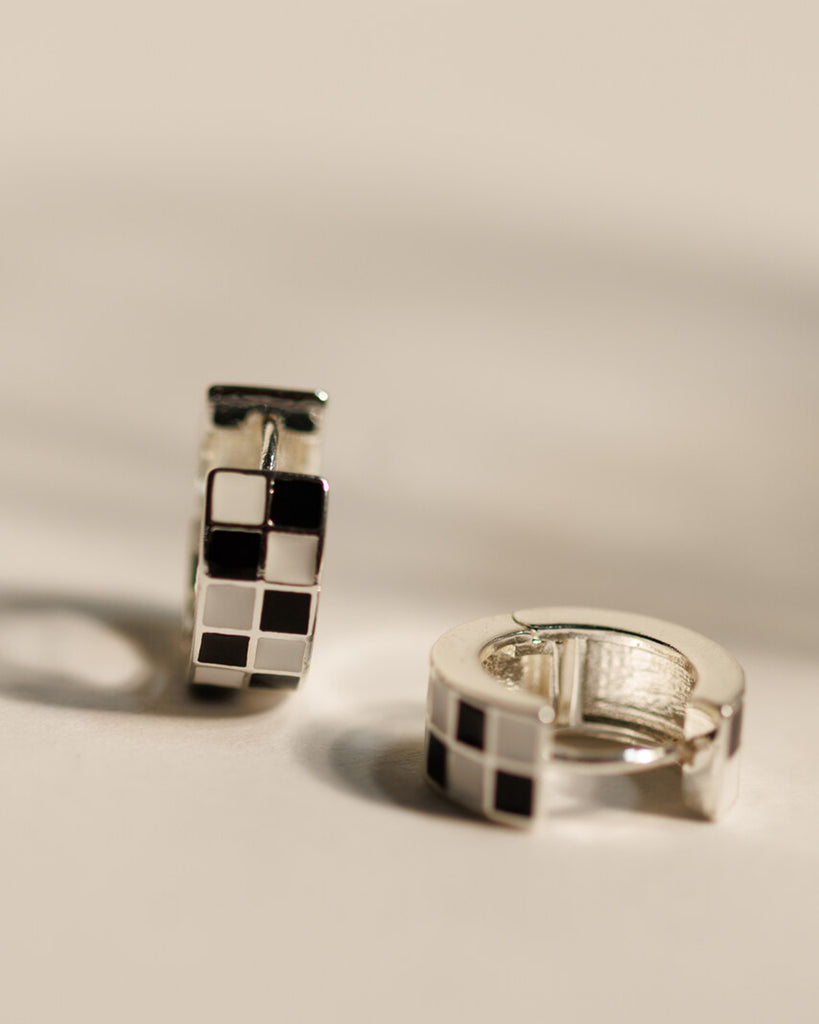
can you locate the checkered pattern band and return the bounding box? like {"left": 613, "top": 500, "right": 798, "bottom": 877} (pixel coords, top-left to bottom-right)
{"left": 187, "top": 386, "right": 328, "bottom": 690}
{"left": 425, "top": 671, "right": 544, "bottom": 826}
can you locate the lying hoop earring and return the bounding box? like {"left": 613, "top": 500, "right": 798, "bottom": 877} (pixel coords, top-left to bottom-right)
{"left": 425, "top": 607, "right": 745, "bottom": 824}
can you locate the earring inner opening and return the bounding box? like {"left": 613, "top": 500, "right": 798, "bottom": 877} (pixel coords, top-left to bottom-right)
{"left": 480, "top": 627, "right": 711, "bottom": 770}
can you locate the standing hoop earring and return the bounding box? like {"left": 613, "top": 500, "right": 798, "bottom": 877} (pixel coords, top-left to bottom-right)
{"left": 186, "top": 385, "right": 329, "bottom": 691}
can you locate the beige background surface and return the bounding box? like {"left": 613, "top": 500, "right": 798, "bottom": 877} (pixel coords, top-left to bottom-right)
{"left": 1, "top": 3, "right": 818, "bottom": 1022}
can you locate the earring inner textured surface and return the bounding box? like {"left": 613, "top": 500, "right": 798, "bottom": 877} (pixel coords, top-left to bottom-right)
{"left": 186, "top": 385, "right": 329, "bottom": 691}
{"left": 425, "top": 607, "right": 745, "bottom": 826}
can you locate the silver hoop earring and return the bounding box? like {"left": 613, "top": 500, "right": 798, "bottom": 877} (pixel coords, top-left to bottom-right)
{"left": 425, "top": 607, "right": 744, "bottom": 825}
{"left": 186, "top": 385, "right": 329, "bottom": 691}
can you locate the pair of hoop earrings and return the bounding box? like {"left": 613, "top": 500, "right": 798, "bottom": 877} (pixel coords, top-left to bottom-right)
{"left": 186, "top": 385, "right": 746, "bottom": 826}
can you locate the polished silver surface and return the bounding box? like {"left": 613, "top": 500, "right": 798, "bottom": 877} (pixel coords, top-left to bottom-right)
{"left": 185, "top": 385, "right": 329, "bottom": 692}
{"left": 201, "top": 384, "right": 328, "bottom": 480}
{"left": 426, "top": 607, "right": 745, "bottom": 825}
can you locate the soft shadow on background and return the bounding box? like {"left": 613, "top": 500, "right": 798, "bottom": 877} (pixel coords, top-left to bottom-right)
{"left": 0, "top": 593, "right": 290, "bottom": 716}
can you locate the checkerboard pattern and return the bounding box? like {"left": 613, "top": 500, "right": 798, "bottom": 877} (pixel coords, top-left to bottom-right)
{"left": 424, "top": 673, "right": 544, "bottom": 825}
{"left": 190, "top": 467, "right": 328, "bottom": 689}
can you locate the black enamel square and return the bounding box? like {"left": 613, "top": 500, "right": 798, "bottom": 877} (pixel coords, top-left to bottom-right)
{"left": 260, "top": 590, "right": 312, "bottom": 634}
{"left": 269, "top": 477, "right": 326, "bottom": 531}
{"left": 204, "top": 529, "right": 262, "bottom": 579}
{"left": 495, "top": 771, "right": 533, "bottom": 817}
{"left": 198, "top": 633, "right": 249, "bottom": 668}
{"left": 456, "top": 701, "right": 485, "bottom": 750}
{"left": 426, "top": 733, "right": 447, "bottom": 787}
{"left": 249, "top": 673, "right": 299, "bottom": 690}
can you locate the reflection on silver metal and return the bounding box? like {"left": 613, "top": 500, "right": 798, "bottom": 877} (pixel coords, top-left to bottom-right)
{"left": 185, "top": 385, "right": 329, "bottom": 691}
{"left": 425, "top": 607, "right": 745, "bottom": 826}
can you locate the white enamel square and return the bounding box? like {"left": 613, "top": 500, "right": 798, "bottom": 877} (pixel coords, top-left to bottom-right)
{"left": 447, "top": 748, "right": 484, "bottom": 811}
{"left": 203, "top": 584, "right": 256, "bottom": 630}
{"left": 192, "top": 666, "right": 245, "bottom": 688}
{"left": 254, "top": 637, "right": 306, "bottom": 673}
{"left": 429, "top": 678, "right": 450, "bottom": 734}
{"left": 210, "top": 471, "right": 268, "bottom": 526}
{"left": 264, "top": 532, "right": 319, "bottom": 585}
{"left": 496, "top": 714, "right": 541, "bottom": 765}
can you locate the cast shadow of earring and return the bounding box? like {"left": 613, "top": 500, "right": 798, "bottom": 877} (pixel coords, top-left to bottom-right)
{"left": 0, "top": 592, "right": 289, "bottom": 718}
{"left": 298, "top": 702, "right": 702, "bottom": 824}
{"left": 296, "top": 704, "right": 483, "bottom": 824}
